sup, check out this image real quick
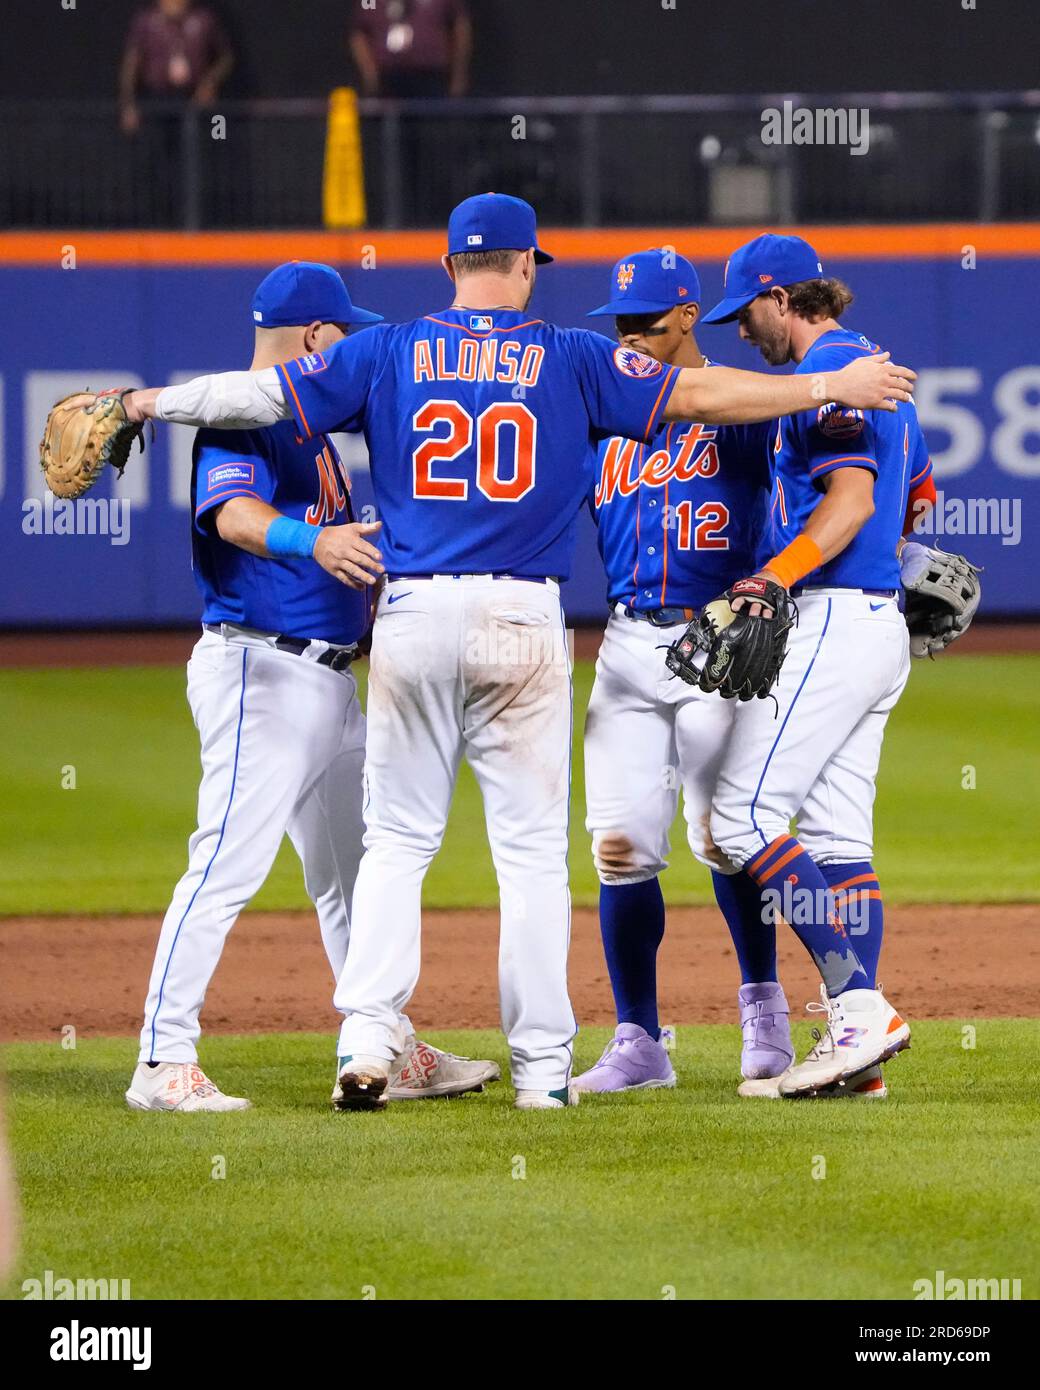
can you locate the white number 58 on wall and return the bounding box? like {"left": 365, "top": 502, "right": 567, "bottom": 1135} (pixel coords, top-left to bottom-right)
{"left": 915, "top": 366, "right": 1040, "bottom": 479}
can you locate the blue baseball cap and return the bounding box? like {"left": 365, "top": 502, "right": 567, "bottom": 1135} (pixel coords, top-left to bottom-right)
{"left": 251, "top": 261, "right": 383, "bottom": 328}
{"left": 588, "top": 248, "right": 701, "bottom": 317}
{"left": 447, "top": 193, "right": 554, "bottom": 264}
{"left": 702, "top": 234, "right": 825, "bottom": 324}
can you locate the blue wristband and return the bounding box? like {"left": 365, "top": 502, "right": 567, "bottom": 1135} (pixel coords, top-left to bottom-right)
{"left": 265, "top": 516, "right": 321, "bottom": 559}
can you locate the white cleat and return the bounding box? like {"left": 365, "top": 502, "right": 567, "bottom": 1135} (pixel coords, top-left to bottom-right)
{"left": 817, "top": 1064, "right": 888, "bottom": 1100}
{"left": 125, "top": 1062, "right": 251, "bottom": 1113}
{"left": 332, "top": 1055, "right": 391, "bottom": 1112}
{"left": 387, "top": 1036, "right": 500, "bottom": 1100}
{"left": 779, "top": 986, "right": 910, "bottom": 1098}
{"left": 740, "top": 1063, "right": 888, "bottom": 1101}
{"left": 738, "top": 1074, "right": 785, "bottom": 1100}
{"left": 514, "top": 1085, "right": 580, "bottom": 1110}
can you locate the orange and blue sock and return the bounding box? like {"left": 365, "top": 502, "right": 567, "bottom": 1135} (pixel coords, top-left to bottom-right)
{"left": 599, "top": 878, "right": 666, "bottom": 1041}
{"left": 745, "top": 834, "right": 869, "bottom": 996}
{"left": 817, "top": 861, "right": 884, "bottom": 989}
{"left": 711, "top": 869, "right": 777, "bottom": 984}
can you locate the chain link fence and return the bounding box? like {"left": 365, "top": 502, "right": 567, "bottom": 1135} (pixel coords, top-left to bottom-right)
{"left": 2, "top": 92, "right": 1039, "bottom": 230}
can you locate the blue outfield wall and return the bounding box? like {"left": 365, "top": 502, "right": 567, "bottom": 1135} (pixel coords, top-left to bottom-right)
{"left": 1, "top": 253, "right": 1037, "bottom": 627}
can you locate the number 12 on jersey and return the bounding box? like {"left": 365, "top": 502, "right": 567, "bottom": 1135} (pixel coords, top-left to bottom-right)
{"left": 669, "top": 499, "right": 730, "bottom": 550}
{"left": 412, "top": 401, "right": 537, "bottom": 502}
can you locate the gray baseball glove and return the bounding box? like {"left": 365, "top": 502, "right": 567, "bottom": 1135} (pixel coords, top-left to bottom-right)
{"left": 900, "top": 541, "right": 981, "bottom": 658}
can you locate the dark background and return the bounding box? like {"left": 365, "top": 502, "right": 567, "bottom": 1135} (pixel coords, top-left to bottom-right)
{"left": 3, "top": 0, "right": 1036, "bottom": 101}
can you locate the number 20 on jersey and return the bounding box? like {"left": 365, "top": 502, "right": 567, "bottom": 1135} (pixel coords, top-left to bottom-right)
{"left": 412, "top": 401, "right": 537, "bottom": 502}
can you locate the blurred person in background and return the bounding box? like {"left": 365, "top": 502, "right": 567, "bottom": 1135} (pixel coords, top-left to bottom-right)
{"left": 348, "top": 0, "right": 472, "bottom": 99}
{"left": 349, "top": 0, "right": 473, "bottom": 224}
{"left": 119, "top": 0, "right": 234, "bottom": 136}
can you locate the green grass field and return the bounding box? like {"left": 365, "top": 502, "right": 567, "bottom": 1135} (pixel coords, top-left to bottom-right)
{"left": 1, "top": 652, "right": 1037, "bottom": 915}
{"left": 3, "top": 652, "right": 1038, "bottom": 1302}
{"left": 5, "top": 1023, "right": 1039, "bottom": 1301}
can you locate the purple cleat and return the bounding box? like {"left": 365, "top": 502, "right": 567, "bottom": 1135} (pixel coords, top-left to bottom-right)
{"left": 572, "top": 1023, "right": 677, "bottom": 1094}
{"left": 739, "top": 982, "right": 795, "bottom": 1080}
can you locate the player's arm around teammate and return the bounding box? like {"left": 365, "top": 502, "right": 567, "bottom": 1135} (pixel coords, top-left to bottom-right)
{"left": 127, "top": 262, "right": 497, "bottom": 1114}
{"left": 117, "top": 308, "right": 914, "bottom": 435}
{"left": 99, "top": 195, "right": 916, "bottom": 1115}
{"left": 701, "top": 235, "right": 924, "bottom": 1101}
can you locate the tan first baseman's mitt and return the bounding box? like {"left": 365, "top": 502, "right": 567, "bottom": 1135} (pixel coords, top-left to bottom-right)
{"left": 39, "top": 389, "right": 147, "bottom": 500}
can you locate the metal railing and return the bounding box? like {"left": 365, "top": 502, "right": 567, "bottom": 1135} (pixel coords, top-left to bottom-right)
{"left": 2, "top": 91, "right": 1039, "bottom": 230}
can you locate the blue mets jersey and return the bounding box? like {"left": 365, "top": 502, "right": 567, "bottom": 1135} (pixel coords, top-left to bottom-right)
{"left": 275, "top": 311, "right": 680, "bottom": 579}
{"left": 592, "top": 370, "right": 771, "bottom": 611}
{"left": 191, "top": 418, "right": 369, "bottom": 645}
{"left": 760, "top": 327, "right": 933, "bottom": 591}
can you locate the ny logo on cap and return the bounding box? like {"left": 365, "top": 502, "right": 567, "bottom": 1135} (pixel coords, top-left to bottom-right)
{"left": 617, "top": 263, "right": 636, "bottom": 291}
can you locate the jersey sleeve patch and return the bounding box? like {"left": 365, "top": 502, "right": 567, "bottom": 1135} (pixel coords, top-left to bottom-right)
{"left": 295, "top": 351, "right": 329, "bottom": 376}
{"left": 207, "top": 462, "right": 255, "bottom": 489}
{"left": 613, "top": 346, "right": 664, "bottom": 379}
{"left": 816, "top": 403, "right": 866, "bottom": 440}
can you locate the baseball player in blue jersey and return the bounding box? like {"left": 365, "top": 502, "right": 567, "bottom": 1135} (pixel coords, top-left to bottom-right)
{"left": 701, "top": 234, "right": 931, "bottom": 1099}
{"left": 574, "top": 249, "right": 799, "bottom": 1094}
{"left": 110, "top": 196, "right": 914, "bottom": 1112}
{"left": 126, "top": 261, "right": 497, "bottom": 1112}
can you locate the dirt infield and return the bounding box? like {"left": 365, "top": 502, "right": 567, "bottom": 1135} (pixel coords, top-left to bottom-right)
{"left": 3, "top": 627, "right": 1037, "bottom": 1045}
{"left": 3, "top": 904, "right": 1036, "bottom": 1044}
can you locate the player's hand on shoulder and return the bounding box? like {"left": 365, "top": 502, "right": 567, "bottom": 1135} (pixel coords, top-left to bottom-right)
{"left": 313, "top": 520, "right": 384, "bottom": 590}
{"left": 828, "top": 351, "right": 916, "bottom": 413}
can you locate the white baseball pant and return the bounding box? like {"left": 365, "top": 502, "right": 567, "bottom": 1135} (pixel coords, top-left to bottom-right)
{"left": 138, "top": 627, "right": 370, "bottom": 1063}
{"left": 710, "top": 590, "right": 911, "bottom": 870}
{"left": 333, "top": 575, "right": 577, "bottom": 1091}
{"left": 584, "top": 606, "right": 740, "bottom": 883}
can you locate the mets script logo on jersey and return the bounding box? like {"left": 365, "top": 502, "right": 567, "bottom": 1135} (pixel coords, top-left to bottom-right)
{"left": 595, "top": 425, "right": 720, "bottom": 506}
{"left": 613, "top": 346, "right": 663, "bottom": 379}
{"left": 305, "top": 443, "right": 349, "bottom": 526}
{"left": 296, "top": 352, "right": 328, "bottom": 376}
{"left": 469, "top": 315, "right": 493, "bottom": 331}
{"left": 816, "top": 402, "right": 866, "bottom": 440}
{"left": 616, "top": 262, "right": 636, "bottom": 291}
{"left": 207, "top": 463, "right": 254, "bottom": 488}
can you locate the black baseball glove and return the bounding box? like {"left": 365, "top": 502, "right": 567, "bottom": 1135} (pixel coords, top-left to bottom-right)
{"left": 665, "top": 577, "right": 796, "bottom": 701}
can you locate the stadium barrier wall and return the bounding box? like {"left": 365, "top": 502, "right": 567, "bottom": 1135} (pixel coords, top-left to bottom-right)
{"left": 1, "top": 226, "right": 1037, "bottom": 626}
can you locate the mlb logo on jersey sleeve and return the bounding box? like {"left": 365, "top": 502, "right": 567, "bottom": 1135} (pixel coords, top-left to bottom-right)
{"left": 613, "top": 346, "right": 664, "bottom": 379}
{"left": 817, "top": 403, "right": 865, "bottom": 440}
{"left": 207, "top": 462, "right": 254, "bottom": 487}
{"left": 296, "top": 352, "right": 328, "bottom": 376}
